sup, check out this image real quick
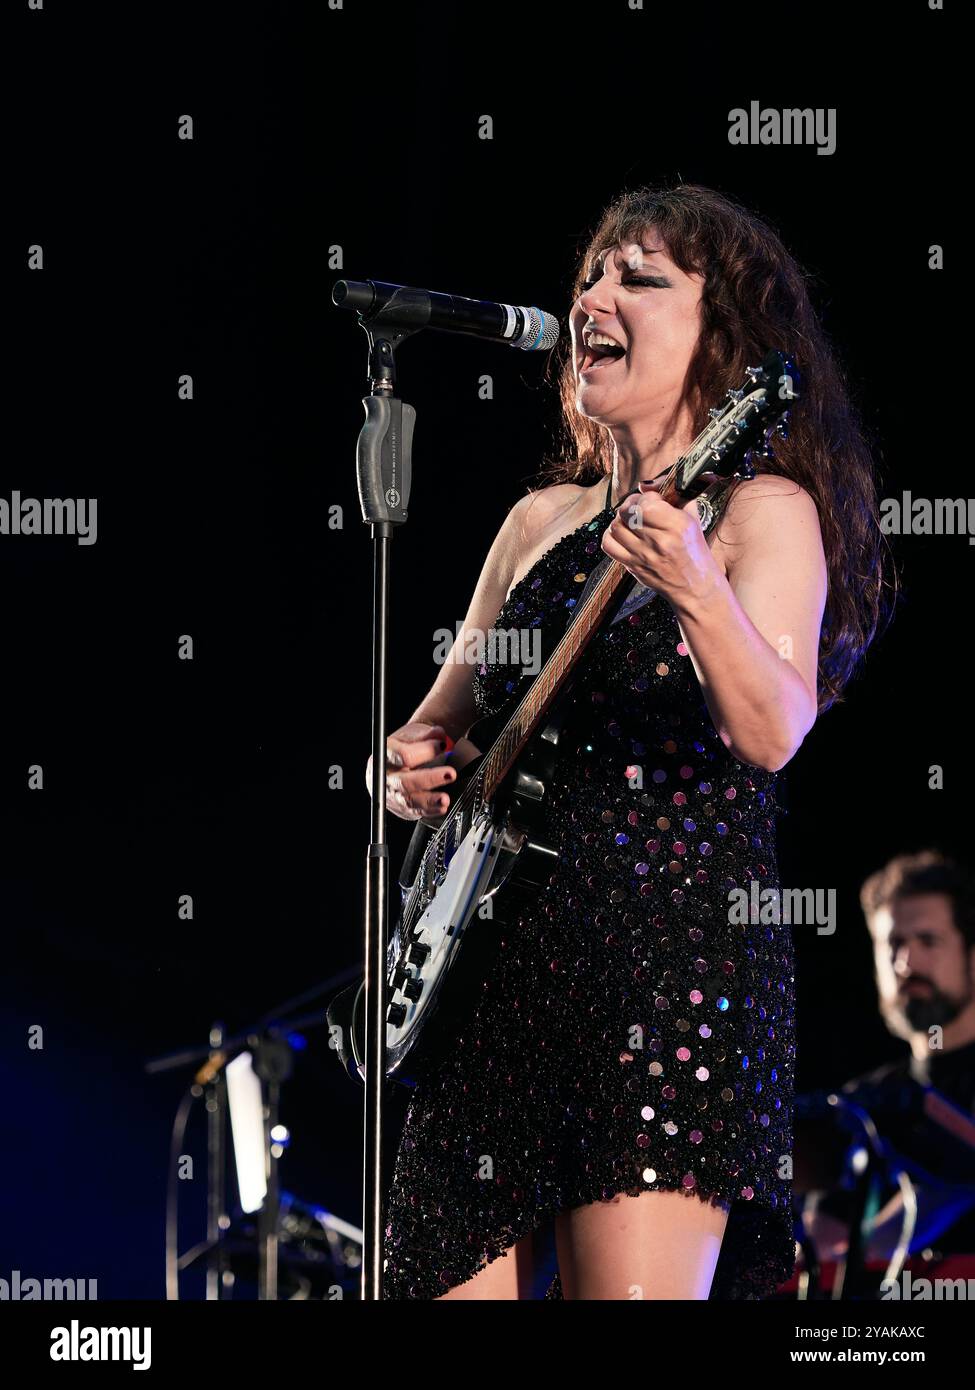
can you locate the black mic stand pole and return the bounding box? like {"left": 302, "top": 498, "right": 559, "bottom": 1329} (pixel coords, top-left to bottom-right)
{"left": 340, "top": 286, "right": 426, "bottom": 1300}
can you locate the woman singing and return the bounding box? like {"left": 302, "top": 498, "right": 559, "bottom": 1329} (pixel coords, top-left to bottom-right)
{"left": 370, "top": 183, "right": 891, "bottom": 1299}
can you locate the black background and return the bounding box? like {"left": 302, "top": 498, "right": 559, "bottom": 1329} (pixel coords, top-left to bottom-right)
{"left": 3, "top": 0, "right": 962, "bottom": 1297}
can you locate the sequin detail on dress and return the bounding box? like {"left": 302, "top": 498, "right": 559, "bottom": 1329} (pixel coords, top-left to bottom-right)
{"left": 383, "top": 494, "right": 797, "bottom": 1299}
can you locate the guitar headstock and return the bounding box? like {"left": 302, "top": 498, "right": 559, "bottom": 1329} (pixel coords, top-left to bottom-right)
{"left": 672, "top": 349, "right": 800, "bottom": 499}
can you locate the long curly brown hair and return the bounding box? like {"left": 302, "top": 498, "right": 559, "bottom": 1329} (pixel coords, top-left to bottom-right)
{"left": 540, "top": 182, "right": 895, "bottom": 714}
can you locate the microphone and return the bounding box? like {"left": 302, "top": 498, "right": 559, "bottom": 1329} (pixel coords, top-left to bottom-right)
{"left": 332, "top": 278, "right": 561, "bottom": 352}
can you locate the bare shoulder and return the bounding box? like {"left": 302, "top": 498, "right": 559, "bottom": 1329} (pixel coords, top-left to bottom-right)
{"left": 498, "top": 481, "right": 598, "bottom": 595}
{"left": 712, "top": 473, "right": 823, "bottom": 555}
{"left": 501, "top": 481, "right": 590, "bottom": 557}
{"left": 510, "top": 481, "right": 591, "bottom": 536}
{"left": 721, "top": 472, "right": 819, "bottom": 517}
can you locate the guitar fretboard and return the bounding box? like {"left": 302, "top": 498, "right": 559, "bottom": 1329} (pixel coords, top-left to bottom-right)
{"left": 478, "top": 550, "right": 633, "bottom": 802}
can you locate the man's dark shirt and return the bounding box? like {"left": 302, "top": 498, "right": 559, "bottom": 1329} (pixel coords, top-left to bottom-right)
{"left": 818, "top": 1038, "right": 975, "bottom": 1253}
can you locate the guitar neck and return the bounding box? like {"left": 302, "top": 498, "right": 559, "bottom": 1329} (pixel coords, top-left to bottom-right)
{"left": 474, "top": 469, "right": 739, "bottom": 807}
{"left": 478, "top": 553, "right": 632, "bottom": 802}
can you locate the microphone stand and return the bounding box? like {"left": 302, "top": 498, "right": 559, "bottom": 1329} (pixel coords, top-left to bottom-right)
{"left": 342, "top": 295, "right": 425, "bottom": 1301}
{"left": 330, "top": 281, "right": 558, "bottom": 1297}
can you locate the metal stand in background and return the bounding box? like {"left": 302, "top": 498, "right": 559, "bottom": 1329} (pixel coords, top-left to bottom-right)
{"left": 253, "top": 1034, "right": 294, "bottom": 1301}
{"left": 146, "top": 964, "right": 362, "bottom": 1299}
{"left": 205, "top": 1021, "right": 227, "bottom": 1300}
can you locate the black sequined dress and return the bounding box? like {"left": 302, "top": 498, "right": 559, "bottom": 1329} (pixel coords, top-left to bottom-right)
{"left": 384, "top": 478, "right": 798, "bottom": 1299}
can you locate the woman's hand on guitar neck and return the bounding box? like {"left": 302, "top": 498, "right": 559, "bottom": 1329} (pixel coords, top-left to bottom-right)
{"left": 365, "top": 722, "right": 481, "bottom": 823}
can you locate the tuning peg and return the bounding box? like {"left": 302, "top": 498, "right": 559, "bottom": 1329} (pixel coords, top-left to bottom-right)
{"left": 735, "top": 450, "right": 757, "bottom": 480}
{"left": 745, "top": 364, "right": 764, "bottom": 379}
{"left": 726, "top": 388, "right": 745, "bottom": 402}
{"left": 774, "top": 419, "right": 789, "bottom": 438}
{"left": 708, "top": 406, "right": 723, "bottom": 420}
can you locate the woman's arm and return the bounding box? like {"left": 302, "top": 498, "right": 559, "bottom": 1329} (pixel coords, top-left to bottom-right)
{"left": 601, "top": 475, "right": 827, "bottom": 772}
{"left": 373, "top": 485, "right": 587, "bottom": 821}
{"left": 405, "top": 490, "right": 538, "bottom": 744}
{"left": 676, "top": 476, "right": 828, "bottom": 770}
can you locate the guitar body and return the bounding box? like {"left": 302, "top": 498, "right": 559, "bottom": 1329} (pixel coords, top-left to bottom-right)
{"left": 326, "top": 697, "right": 575, "bottom": 1087}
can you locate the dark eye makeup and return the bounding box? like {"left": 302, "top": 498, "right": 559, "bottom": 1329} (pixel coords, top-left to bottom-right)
{"left": 579, "top": 274, "right": 670, "bottom": 292}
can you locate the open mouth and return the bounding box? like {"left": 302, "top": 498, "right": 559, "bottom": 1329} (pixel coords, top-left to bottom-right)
{"left": 580, "top": 343, "right": 627, "bottom": 375}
